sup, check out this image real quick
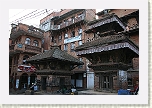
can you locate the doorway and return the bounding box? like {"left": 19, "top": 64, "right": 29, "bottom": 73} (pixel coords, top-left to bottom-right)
{"left": 60, "top": 77, "right": 65, "bottom": 89}
{"left": 20, "top": 73, "right": 28, "bottom": 89}
{"left": 42, "top": 77, "right": 46, "bottom": 90}
{"left": 30, "top": 73, "right": 37, "bottom": 85}
{"left": 103, "top": 76, "right": 110, "bottom": 90}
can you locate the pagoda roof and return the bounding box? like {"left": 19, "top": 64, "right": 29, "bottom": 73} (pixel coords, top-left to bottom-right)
{"left": 85, "top": 14, "right": 126, "bottom": 33}
{"left": 27, "top": 46, "right": 84, "bottom": 65}
{"left": 75, "top": 34, "right": 139, "bottom": 55}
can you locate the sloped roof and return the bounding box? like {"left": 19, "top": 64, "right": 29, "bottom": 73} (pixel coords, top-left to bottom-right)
{"left": 85, "top": 14, "right": 126, "bottom": 33}
{"left": 75, "top": 34, "right": 139, "bottom": 55}
{"left": 27, "top": 46, "right": 83, "bottom": 65}
{"left": 76, "top": 34, "right": 135, "bottom": 50}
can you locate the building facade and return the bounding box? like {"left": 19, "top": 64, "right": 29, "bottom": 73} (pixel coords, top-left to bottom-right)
{"left": 9, "top": 23, "right": 44, "bottom": 90}
{"left": 75, "top": 9, "right": 139, "bottom": 92}
{"left": 39, "top": 9, "right": 96, "bottom": 89}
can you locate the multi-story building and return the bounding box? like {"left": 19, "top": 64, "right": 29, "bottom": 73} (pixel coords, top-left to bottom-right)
{"left": 39, "top": 9, "right": 96, "bottom": 89}
{"left": 9, "top": 23, "right": 44, "bottom": 90}
{"left": 75, "top": 9, "right": 139, "bottom": 92}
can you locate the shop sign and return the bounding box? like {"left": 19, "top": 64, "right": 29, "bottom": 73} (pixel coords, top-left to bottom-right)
{"left": 17, "top": 65, "right": 36, "bottom": 72}
{"left": 64, "top": 35, "right": 81, "bottom": 44}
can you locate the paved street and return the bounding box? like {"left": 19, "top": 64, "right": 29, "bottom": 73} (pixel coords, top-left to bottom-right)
{"left": 78, "top": 89, "right": 117, "bottom": 95}
{"left": 9, "top": 89, "right": 118, "bottom": 95}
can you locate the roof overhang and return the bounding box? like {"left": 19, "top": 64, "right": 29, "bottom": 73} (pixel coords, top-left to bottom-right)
{"left": 85, "top": 14, "right": 126, "bottom": 33}
{"left": 10, "top": 29, "right": 44, "bottom": 40}
{"left": 76, "top": 42, "right": 139, "bottom": 56}
{"left": 35, "top": 69, "right": 75, "bottom": 76}
{"left": 89, "top": 62, "right": 132, "bottom": 72}
{"left": 27, "top": 47, "right": 84, "bottom": 65}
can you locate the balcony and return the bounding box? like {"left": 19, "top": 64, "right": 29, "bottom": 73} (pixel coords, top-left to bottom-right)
{"left": 9, "top": 42, "right": 42, "bottom": 55}
{"left": 50, "top": 25, "right": 60, "bottom": 30}
{"left": 25, "top": 44, "right": 42, "bottom": 52}
{"left": 51, "top": 15, "right": 85, "bottom": 30}
{"left": 10, "top": 26, "right": 44, "bottom": 40}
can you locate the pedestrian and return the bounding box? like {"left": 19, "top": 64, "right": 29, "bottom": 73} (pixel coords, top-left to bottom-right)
{"left": 130, "top": 80, "right": 139, "bottom": 95}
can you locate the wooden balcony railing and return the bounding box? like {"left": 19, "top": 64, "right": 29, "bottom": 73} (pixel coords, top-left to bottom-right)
{"left": 60, "top": 15, "right": 85, "bottom": 29}
{"left": 25, "top": 44, "right": 42, "bottom": 52}
{"left": 9, "top": 43, "right": 42, "bottom": 53}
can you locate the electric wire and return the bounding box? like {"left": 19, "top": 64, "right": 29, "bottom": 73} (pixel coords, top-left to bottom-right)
{"left": 9, "top": 9, "right": 53, "bottom": 25}
{"left": 9, "top": 9, "right": 27, "bottom": 19}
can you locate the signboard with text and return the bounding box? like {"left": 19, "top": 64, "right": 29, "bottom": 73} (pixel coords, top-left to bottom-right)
{"left": 64, "top": 35, "right": 81, "bottom": 44}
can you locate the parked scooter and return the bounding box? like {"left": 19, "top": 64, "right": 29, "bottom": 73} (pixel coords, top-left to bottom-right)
{"left": 70, "top": 85, "right": 78, "bottom": 95}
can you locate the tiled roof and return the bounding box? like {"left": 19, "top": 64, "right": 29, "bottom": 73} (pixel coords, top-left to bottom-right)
{"left": 75, "top": 34, "right": 138, "bottom": 51}
{"left": 85, "top": 14, "right": 126, "bottom": 33}
{"left": 27, "top": 46, "right": 83, "bottom": 65}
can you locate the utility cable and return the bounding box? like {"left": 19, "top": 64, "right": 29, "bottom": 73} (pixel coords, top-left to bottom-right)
{"left": 10, "top": 9, "right": 53, "bottom": 25}
{"left": 9, "top": 9, "right": 26, "bottom": 19}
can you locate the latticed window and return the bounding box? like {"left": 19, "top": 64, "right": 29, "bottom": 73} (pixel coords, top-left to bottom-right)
{"left": 25, "top": 38, "right": 31, "bottom": 45}
{"left": 33, "top": 40, "right": 39, "bottom": 46}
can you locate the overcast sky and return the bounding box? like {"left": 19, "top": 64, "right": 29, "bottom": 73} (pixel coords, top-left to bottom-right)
{"left": 9, "top": 9, "right": 103, "bottom": 31}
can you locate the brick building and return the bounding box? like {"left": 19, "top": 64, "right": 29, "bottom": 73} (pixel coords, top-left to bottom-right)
{"left": 9, "top": 23, "right": 44, "bottom": 90}
{"left": 9, "top": 9, "right": 139, "bottom": 93}
{"left": 75, "top": 9, "right": 139, "bottom": 92}
{"left": 39, "top": 9, "right": 96, "bottom": 89}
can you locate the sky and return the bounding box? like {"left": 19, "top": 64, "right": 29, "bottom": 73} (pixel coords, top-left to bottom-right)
{"left": 9, "top": 9, "right": 103, "bottom": 32}
{"left": 9, "top": 9, "right": 61, "bottom": 32}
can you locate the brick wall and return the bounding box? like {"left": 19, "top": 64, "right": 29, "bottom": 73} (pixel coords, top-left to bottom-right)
{"left": 40, "top": 11, "right": 60, "bottom": 24}
{"left": 130, "top": 34, "right": 139, "bottom": 46}
{"left": 127, "top": 18, "right": 138, "bottom": 27}
{"left": 43, "top": 32, "right": 51, "bottom": 50}
{"left": 132, "top": 58, "right": 139, "bottom": 70}
{"left": 60, "top": 9, "right": 72, "bottom": 16}
{"left": 98, "top": 9, "right": 138, "bottom": 19}
{"left": 85, "top": 9, "right": 96, "bottom": 21}
{"left": 94, "top": 74, "right": 99, "bottom": 90}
